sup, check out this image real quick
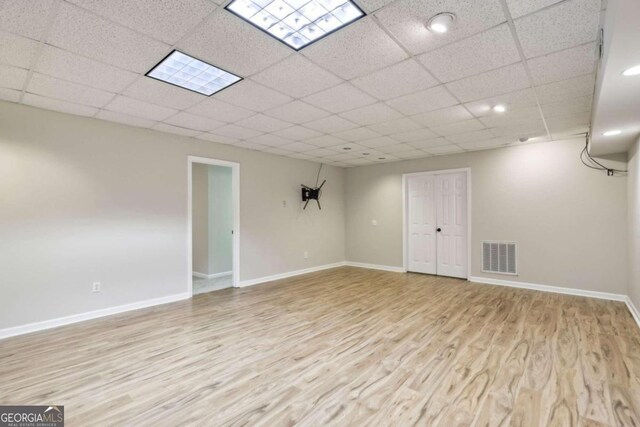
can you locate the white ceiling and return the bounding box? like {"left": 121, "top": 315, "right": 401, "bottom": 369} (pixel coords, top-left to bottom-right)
{"left": 0, "top": 0, "right": 604, "bottom": 167}
{"left": 590, "top": 0, "right": 640, "bottom": 156}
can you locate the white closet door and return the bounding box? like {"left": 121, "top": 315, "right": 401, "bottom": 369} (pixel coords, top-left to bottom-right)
{"left": 435, "top": 172, "right": 467, "bottom": 278}
{"left": 407, "top": 174, "right": 437, "bottom": 274}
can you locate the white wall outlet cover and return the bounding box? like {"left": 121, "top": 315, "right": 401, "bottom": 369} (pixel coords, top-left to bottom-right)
{"left": 371, "top": 220, "right": 378, "bottom": 226}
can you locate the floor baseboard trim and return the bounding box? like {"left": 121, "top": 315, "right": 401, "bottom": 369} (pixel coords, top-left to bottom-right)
{"left": 625, "top": 297, "right": 640, "bottom": 329}
{"left": 0, "top": 292, "right": 190, "bottom": 340}
{"left": 193, "top": 271, "right": 232, "bottom": 280}
{"left": 238, "top": 262, "right": 347, "bottom": 288}
{"left": 469, "top": 275, "right": 627, "bottom": 302}
{"left": 344, "top": 261, "right": 405, "bottom": 273}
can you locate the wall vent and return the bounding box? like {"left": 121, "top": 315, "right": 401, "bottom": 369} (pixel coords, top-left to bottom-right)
{"left": 482, "top": 241, "right": 517, "bottom": 275}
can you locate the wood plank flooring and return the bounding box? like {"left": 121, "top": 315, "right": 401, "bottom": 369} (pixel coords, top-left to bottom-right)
{"left": 1, "top": 267, "right": 639, "bottom": 426}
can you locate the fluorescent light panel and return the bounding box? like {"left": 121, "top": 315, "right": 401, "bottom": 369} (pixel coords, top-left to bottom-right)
{"left": 146, "top": 50, "right": 242, "bottom": 96}
{"left": 226, "top": 0, "right": 365, "bottom": 50}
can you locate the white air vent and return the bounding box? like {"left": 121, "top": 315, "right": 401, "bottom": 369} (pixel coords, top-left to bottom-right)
{"left": 482, "top": 241, "right": 517, "bottom": 275}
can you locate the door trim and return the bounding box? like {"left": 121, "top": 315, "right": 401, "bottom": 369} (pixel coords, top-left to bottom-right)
{"left": 187, "top": 156, "right": 240, "bottom": 295}
{"left": 402, "top": 168, "right": 471, "bottom": 279}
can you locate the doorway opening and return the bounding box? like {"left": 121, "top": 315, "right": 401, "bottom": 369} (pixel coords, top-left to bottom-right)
{"left": 402, "top": 168, "right": 471, "bottom": 279}
{"left": 188, "top": 156, "right": 240, "bottom": 295}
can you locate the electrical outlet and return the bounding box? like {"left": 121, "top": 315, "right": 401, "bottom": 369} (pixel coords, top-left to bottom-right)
{"left": 304, "top": 251, "right": 309, "bottom": 259}
{"left": 92, "top": 282, "right": 101, "bottom": 293}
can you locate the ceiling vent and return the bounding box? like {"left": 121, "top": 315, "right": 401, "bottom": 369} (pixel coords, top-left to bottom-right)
{"left": 482, "top": 241, "right": 517, "bottom": 275}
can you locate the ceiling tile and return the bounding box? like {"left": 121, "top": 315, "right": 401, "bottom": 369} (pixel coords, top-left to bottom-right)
{"left": 272, "top": 125, "right": 322, "bottom": 140}
{"left": 288, "top": 152, "right": 317, "bottom": 160}
{"left": 463, "top": 88, "right": 537, "bottom": 117}
{"left": 261, "top": 147, "right": 294, "bottom": 156}
{"left": 305, "top": 148, "right": 339, "bottom": 157}
{"left": 195, "top": 132, "right": 240, "bottom": 145}
{"left": 385, "top": 85, "right": 458, "bottom": 115}
{"left": 96, "top": 110, "right": 156, "bottom": 128}
{"left": 122, "top": 77, "right": 205, "bottom": 110}
{"left": 153, "top": 122, "right": 202, "bottom": 137}
{"left": 394, "top": 149, "right": 430, "bottom": 159}
{"left": 351, "top": 59, "right": 438, "bottom": 100}
{"left": 478, "top": 106, "right": 542, "bottom": 127}
{"left": 424, "top": 144, "right": 464, "bottom": 155}
{"left": 431, "top": 118, "right": 486, "bottom": 136}
{"left": 514, "top": 0, "right": 601, "bottom": 58}
{"left": 340, "top": 102, "right": 402, "bottom": 125}
{"left": 105, "top": 96, "right": 178, "bottom": 121}
{"left": 540, "top": 95, "right": 592, "bottom": 118}
{"left": 23, "top": 93, "right": 99, "bottom": 117}
{"left": 366, "top": 117, "right": 422, "bottom": 135}
{"left": 374, "top": 0, "right": 506, "bottom": 55}
{"left": 303, "top": 115, "right": 358, "bottom": 133}
{"left": 359, "top": 136, "right": 400, "bottom": 148}
{"left": 302, "top": 17, "right": 408, "bottom": 79}
{"left": 47, "top": 3, "right": 170, "bottom": 73}
{"left": 322, "top": 152, "right": 358, "bottom": 161}
{"left": 327, "top": 142, "right": 369, "bottom": 152}
{"left": 27, "top": 73, "right": 115, "bottom": 108}
{"left": 235, "top": 141, "right": 267, "bottom": 151}
{"left": 0, "top": 0, "right": 57, "bottom": 40}
{"left": 408, "top": 137, "right": 450, "bottom": 149}
{"left": 489, "top": 121, "right": 547, "bottom": 138}
{"left": 527, "top": 43, "right": 597, "bottom": 85}
{"left": 164, "top": 112, "right": 224, "bottom": 131}
{"left": 264, "top": 100, "right": 329, "bottom": 124}
{"left": 214, "top": 79, "right": 292, "bottom": 112}
{"left": 390, "top": 128, "right": 439, "bottom": 142}
{"left": 535, "top": 74, "right": 595, "bottom": 104}
{"left": 411, "top": 105, "right": 474, "bottom": 127}
{"left": 0, "top": 31, "right": 40, "bottom": 68}
{"left": 245, "top": 133, "right": 292, "bottom": 147}
{"left": 377, "top": 143, "right": 416, "bottom": 153}
{"left": 305, "top": 135, "right": 347, "bottom": 147}
{"left": 176, "top": 9, "right": 291, "bottom": 76}
{"left": 0, "top": 64, "right": 27, "bottom": 90}
{"left": 186, "top": 98, "right": 255, "bottom": 123}
{"left": 235, "top": 113, "right": 293, "bottom": 132}
{"left": 251, "top": 55, "right": 343, "bottom": 98}
{"left": 278, "top": 141, "right": 318, "bottom": 152}
{"left": 35, "top": 46, "right": 139, "bottom": 93}
{"left": 506, "top": 0, "right": 563, "bottom": 19}
{"left": 211, "top": 123, "right": 263, "bottom": 139}
{"left": 357, "top": 0, "right": 396, "bottom": 13}
{"left": 458, "top": 138, "right": 511, "bottom": 150}
{"left": 343, "top": 157, "right": 376, "bottom": 165}
{"left": 446, "top": 128, "right": 496, "bottom": 143}
{"left": 445, "top": 62, "right": 530, "bottom": 102}
{"left": 0, "top": 87, "right": 21, "bottom": 102}
{"left": 418, "top": 24, "right": 520, "bottom": 82}
{"left": 303, "top": 83, "right": 376, "bottom": 114}
{"left": 334, "top": 127, "right": 381, "bottom": 141}
{"left": 349, "top": 148, "right": 387, "bottom": 158}
{"left": 65, "top": 0, "right": 216, "bottom": 45}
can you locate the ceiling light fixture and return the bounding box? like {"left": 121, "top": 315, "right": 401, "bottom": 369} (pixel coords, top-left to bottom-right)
{"left": 518, "top": 137, "right": 529, "bottom": 142}
{"left": 493, "top": 104, "right": 506, "bottom": 113}
{"left": 225, "top": 0, "right": 365, "bottom": 51}
{"left": 146, "top": 50, "right": 241, "bottom": 96}
{"left": 378, "top": 157, "right": 385, "bottom": 160}
{"left": 603, "top": 130, "right": 622, "bottom": 136}
{"left": 343, "top": 147, "right": 351, "bottom": 150}
{"left": 623, "top": 65, "right": 640, "bottom": 76}
{"left": 426, "top": 12, "right": 455, "bottom": 33}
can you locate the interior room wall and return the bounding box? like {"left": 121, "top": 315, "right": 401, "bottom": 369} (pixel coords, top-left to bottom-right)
{"left": 208, "top": 165, "right": 233, "bottom": 275}
{"left": 192, "top": 163, "right": 210, "bottom": 275}
{"left": 628, "top": 139, "right": 640, "bottom": 307}
{"left": 0, "top": 101, "right": 345, "bottom": 329}
{"left": 345, "top": 138, "right": 628, "bottom": 294}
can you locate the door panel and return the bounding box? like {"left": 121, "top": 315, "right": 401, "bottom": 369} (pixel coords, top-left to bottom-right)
{"left": 407, "top": 174, "right": 436, "bottom": 274}
{"left": 435, "top": 173, "right": 467, "bottom": 278}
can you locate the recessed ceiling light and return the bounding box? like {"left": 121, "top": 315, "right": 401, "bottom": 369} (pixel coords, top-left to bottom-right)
{"left": 362, "top": 152, "right": 370, "bottom": 155}
{"left": 146, "top": 50, "right": 241, "bottom": 96}
{"left": 378, "top": 157, "right": 386, "bottom": 160}
{"left": 493, "top": 104, "right": 506, "bottom": 113}
{"left": 426, "top": 12, "right": 455, "bottom": 33}
{"left": 623, "top": 64, "right": 640, "bottom": 76}
{"left": 225, "top": 0, "right": 365, "bottom": 51}
{"left": 343, "top": 147, "right": 351, "bottom": 150}
{"left": 518, "top": 137, "right": 529, "bottom": 142}
{"left": 603, "top": 130, "right": 622, "bottom": 136}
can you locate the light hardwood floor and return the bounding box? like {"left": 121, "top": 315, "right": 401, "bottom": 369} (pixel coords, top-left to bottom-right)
{"left": 1, "top": 267, "right": 639, "bottom": 426}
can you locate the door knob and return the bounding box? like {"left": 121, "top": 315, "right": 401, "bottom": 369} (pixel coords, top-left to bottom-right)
{"left": 436, "top": 227, "right": 442, "bottom": 232}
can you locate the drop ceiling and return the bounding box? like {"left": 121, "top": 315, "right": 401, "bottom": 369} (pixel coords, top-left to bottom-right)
{"left": 0, "top": 0, "right": 605, "bottom": 167}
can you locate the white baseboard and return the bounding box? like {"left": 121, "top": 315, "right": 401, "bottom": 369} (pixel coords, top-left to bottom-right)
{"left": 468, "top": 275, "right": 627, "bottom": 301}
{"left": 238, "top": 261, "right": 347, "bottom": 288}
{"left": 193, "top": 271, "right": 232, "bottom": 280}
{"left": 344, "top": 261, "right": 405, "bottom": 273}
{"left": 0, "top": 292, "right": 190, "bottom": 340}
{"left": 625, "top": 296, "right": 640, "bottom": 329}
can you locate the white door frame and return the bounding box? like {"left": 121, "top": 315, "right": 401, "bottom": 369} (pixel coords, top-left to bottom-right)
{"left": 187, "top": 156, "right": 240, "bottom": 295}
{"left": 402, "top": 168, "right": 472, "bottom": 279}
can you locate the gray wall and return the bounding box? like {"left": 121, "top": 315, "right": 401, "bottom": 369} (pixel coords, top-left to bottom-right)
{"left": 345, "top": 138, "right": 628, "bottom": 294}
{"left": 207, "top": 165, "right": 233, "bottom": 275}
{"left": 0, "top": 101, "right": 345, "bottom": 329}
{"left": 629, "top": 139, "right": 640, "bottom": 307}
